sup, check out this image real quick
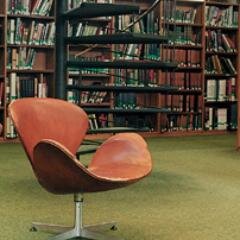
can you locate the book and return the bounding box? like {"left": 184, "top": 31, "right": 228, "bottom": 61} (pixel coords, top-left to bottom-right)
{"left": 0, "top": 82, "right": 4, "bottom": 106}
{"left": 217, "top": 108, "right": 227, "bottom": 130}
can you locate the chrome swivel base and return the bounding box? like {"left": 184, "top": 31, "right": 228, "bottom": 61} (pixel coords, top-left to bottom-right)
{"left": 30, "top": 194, "right": 123, "bottom": 240}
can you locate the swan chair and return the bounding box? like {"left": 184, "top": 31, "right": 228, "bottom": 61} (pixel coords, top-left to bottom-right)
{"left": 8, "top": 98, "right": 152, "bottom": 240}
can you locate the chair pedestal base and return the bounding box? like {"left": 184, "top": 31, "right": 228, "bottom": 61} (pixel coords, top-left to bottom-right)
{"left": 30, "top": 194, "right": 123, "bottom": 240}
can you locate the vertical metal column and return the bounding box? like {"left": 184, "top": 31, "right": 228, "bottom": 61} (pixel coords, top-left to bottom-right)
{"left": 55, "top": 0, "right": 67, "bottom": 99}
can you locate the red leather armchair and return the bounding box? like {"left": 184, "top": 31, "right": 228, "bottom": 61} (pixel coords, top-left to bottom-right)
{"left": 9, "top": 98, "right": 152, "bottom": 240}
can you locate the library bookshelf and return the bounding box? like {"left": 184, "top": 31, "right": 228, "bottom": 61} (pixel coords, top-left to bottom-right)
{"left": 204, "top": 1, "right": 239, "bottom": 135}
{"left": 159, "top": 0, "right": 205, "bottom": 133}
{"left": 0, "top": 2, "right": 6, "bottom": 142}
{"left": 1, "top": 0, "right": 240, "bottom": 142}
{"left": 0, "top": 0, "right": 56, "bottom": 141}
{"left": 55, "top": 0, "right": 240, "bottom": 139}
{"left": 60, "top": 0, "right": 178, "bottom": 135}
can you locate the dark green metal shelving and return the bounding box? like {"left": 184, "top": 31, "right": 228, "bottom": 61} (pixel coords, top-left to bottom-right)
{"left": 67, "top": 60, "right": 178, "bottom": 70}
{"left": 65, "top": 32, "right": 168, "bottom": 44}
{"left": 63, "top": 3, "right": 139, "bottom": 20}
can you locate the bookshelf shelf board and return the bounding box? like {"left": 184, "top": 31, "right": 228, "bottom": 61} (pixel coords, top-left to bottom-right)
{"left": 7, "top": 14, "right": 55, "bottom": 21}
{"left": 205, "top": 73, "right": 237, "bottom": 78}
{"left": 166, "top": 111, "right": 202, "bottom": 115}
{"left": 206, "top": 26, "right": 238, "bottom": 31}
{"left": 206, "top": 1, "right": 239, "bottom": 7}
{"left": 7, "top": 69, "right": 54, "bottom": 74}
{"left": 205, "top": 100, "right": 237, "bottom": 106}
{"left": 177, "top": 0, "right": 204, "bottom": 3}
{"left": 69, "top": 44, "right": 111, "bottom": 51}
{"left": 65, "top": 33, "right": 168, "bottom": 45}
{"left": 163, "top": 44, "right": 202, "bottom": 49}
{"left": 176, "top": 66, "right": 202, "bottom": 72}
{"left": 66, "top": 85, "right": 178, "bottom": 93}
{"left": 0, "top": 14, "right": 5, "bottom": 18}
{"left": 81, "top": 103, "right": 111, "bottom": 107}
{"left": 163, "top": 21, "right": 203, "bottom": 28}
{"left": 174, "top": 89, "right": 202, "bottom": 95}
{"left": 83, "top": 107, "right": 171, "bottom": 114}
{"left": 88, "top": 127, "right": 150, "bottom": 134}
{"left": 68, "top": 73, "right": 110, "bottom": 78}
{"left": 67, "top": 60, "right": 178, "bottom": 70}
{"left": 63, "top": 3, "right": 139, "bottom": 20}
{"left": 206, "top": 51, "right": 237, "bottom": 56}
{"left": 7, "top": 44, "right": 54, "bottom": 49}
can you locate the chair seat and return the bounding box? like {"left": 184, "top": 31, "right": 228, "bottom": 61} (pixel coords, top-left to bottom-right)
{"left": 89, "top": 162, "right": 151, "bottom": 181}
{"left": 31, "top": 132, "right": 151, "bottom": 194}
{"left": 88, "top": 132, "right": 152, "bottom": 181}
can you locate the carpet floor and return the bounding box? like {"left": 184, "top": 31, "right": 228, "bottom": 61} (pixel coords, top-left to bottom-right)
{"left": 1, "top": 134, "right": 240, "bottom": 240}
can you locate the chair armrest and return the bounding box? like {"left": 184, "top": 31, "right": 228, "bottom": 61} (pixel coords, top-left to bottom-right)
{"left": 32, "top": 139, "right": 89, "bottom": 194}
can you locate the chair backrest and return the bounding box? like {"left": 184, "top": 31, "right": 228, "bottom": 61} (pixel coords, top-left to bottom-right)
{"left": 8, "top": 98, "right": 89, "bottom": 164}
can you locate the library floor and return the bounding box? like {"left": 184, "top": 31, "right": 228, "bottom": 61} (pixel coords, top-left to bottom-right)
{"left": 1, "top": 135, "right": 240, "bottom": 240}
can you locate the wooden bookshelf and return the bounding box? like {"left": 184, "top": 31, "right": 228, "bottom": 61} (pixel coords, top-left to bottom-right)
{"left": 1, "top": 0, "right": 239, "bottom": 141}
{"left": 0, "top": 1, "right": 6, "bottom": 139}
{"left": 2, "top": 0, "right": 56, "bottom": 139}
{"left": 159, "top": 0, "right": 205, "bottom": 133}
{"left": 204, "top": 1, "right": 239, "bottom": 133}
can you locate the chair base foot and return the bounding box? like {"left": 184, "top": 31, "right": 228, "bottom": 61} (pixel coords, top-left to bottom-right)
{"left": 31, "top": 221, "right": 122, "bottom": 240}
{"left": 31, "top": 222, "right": 72, "bottom": 234}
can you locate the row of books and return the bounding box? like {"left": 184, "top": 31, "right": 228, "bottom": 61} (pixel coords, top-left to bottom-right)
{"left": 115, "top": 43, "right": 143, "bottom": 60}
{"left": 67, "top": 79, "right": 108, "bottom": 104}
{"left": 170, "top": 8, "right": 197, "bottom": 24}
{"left": 7, "top": 0, "right": 54, "bottom": 16}
{"left": 7, "top": 48, "right": 36, "bottom": 70}
{"left": 5, "top": 73, "right": 48, "bottom": 139}
{"left": 115, "top": 93, "right": 137, "bottom": 109}
{"left": 162, "top": 0, "right": 199, "bottom": 24}
{"left": 70, "top": 55, "right": 112, "bottom": 74}
{"left": 114, "top": 69, "right": 158, "bottom": 87}
{"left": 7, "top": 19, "right": 55, "bottom": 45}
{"left": 116, "top": 15, "right": 144, "bottom": 33}
{"left": 115, "top": 13, "right": 160, "bottom": 60}
{"left": 68, "top": 68, "right": 110, "bottom": 75}
{"left": 168, "top": 26, "right": 202, "bottom": 46}
{"left": 114, "top": 115, "right": 153, "bottom": 130}
{"left": 205, "top": 6, "right": 238, "bottom": 27}
{"left": 206, "top": 78, "right": 236, "bottom": 102}
{"left": 162, "top": 72, "right": 202, "bottom": 91}
{"left": 69, "top": 70, "right": 202, "bottom": 90}
{"left": 206, "top": 31, "right": 236, "bottom": 53}
{"left": 115, "top": 43, "right": 160, "bottom": 61}
{"left": 68, "top": 22, "right": 109, "bottom": 37}
{"left": 160, "top": 113, "right": 203, "bottom": 132}
{"left": 205, "top": 107, "right": 229, "bottom": 130}
{"left": 161, "top": 95, "right": 201, "bottom": 113}
{"left": 88, "top": 113, "right": 109, "bottom": 130}
{"left": 205, "top": 55, "right": 236, "bottom": 75}
{"left": 6, "top": 73, "right": 48, "bottom": 102}
{"left": 164, "top": 49, "right": 201, "bottom": 68}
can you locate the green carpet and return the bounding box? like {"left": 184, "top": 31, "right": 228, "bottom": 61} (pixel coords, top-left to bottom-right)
{"left": 1, "top": 134, "right": 240, "bottom": 240}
